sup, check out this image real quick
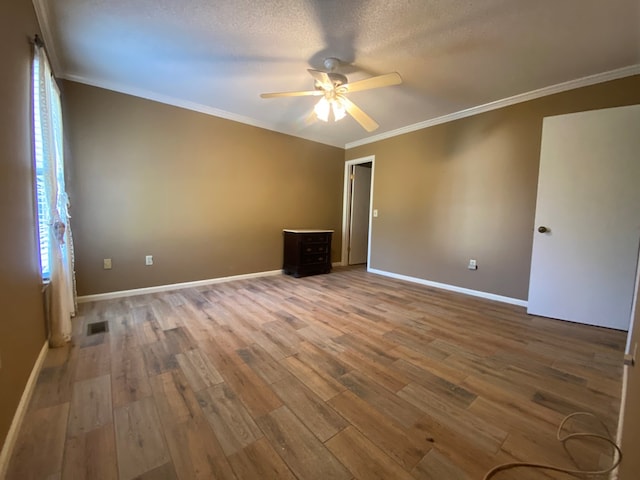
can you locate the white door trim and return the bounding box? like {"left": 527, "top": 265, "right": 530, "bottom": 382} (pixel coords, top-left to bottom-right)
{"left": 341, "top": 155, "right": 375, "bottom": 267}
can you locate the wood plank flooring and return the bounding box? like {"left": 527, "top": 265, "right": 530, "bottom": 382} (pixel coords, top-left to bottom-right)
{"left": 7, "top": 267, "right": 626, "bottom": 479}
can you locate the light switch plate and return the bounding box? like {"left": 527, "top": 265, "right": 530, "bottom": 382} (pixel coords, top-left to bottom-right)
{"left": 103, "top": 258, "right": 112, "bottom": 270}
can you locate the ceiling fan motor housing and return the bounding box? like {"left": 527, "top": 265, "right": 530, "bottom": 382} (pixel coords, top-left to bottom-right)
{"left": 315, "top": 72, "right": 348, "bottom": 90}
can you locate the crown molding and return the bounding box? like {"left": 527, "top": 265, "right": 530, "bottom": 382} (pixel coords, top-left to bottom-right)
{"left": 60, "top": 73, "right": 345, "bottom": 149}
{"left": 345, "top": 64, "right": 640, "bottom": 149}
{"left": 30, "top": 0, "right": 640, "bottom": 152}
{"left": 60, "top": 63, "right": 640, "bottom": 151}
{"left": 31, "top": 0, "right": 63, "bottom": 75}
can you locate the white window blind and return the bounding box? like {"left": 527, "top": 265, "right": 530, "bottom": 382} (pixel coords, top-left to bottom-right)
{"left": 33, "top": 53, "right": 49, "bottom": 278}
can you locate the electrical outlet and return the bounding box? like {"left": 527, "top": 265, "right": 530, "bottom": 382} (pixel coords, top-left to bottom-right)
{"left": 468, "top": 259, "right": 478, "bottom": 270}
{"left": 103, "top": 258, "right": 112, "bottom": 270}
{"left": 145, "top": 255, "right": 153, "bottom": 266}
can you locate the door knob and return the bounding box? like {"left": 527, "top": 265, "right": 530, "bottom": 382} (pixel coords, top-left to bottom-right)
{"left": 538, "top": 226, "right": 549, "bottom": 233}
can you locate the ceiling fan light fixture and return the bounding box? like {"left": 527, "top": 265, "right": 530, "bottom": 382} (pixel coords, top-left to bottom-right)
{"left": 315, "top": 96, "right": 346, "bottom": 123}
{"left": 332, "top": 97, "right": 346, "bottom": 121}
{"left": 314, "top": 97, "right": 330, "bottom": 122}
{"left": 261, "top": 58, "right": 402, "bottom": 132}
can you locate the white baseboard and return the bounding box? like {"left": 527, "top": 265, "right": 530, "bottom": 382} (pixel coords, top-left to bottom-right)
{"left": 368, "top": 267, "right": 528, "bottom": 307}
{"left": 0, "top": 341, "right": 48, "bottom": 478}
{"left": 77, "top": 269, "right": 283, "bottom": 303}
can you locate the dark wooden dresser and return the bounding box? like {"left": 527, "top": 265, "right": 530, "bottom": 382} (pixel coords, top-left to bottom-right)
{"left": 282, "top": 229, "right": 333, "bottom": 277}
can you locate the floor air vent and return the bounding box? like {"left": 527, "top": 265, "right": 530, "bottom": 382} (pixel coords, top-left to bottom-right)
{"left": 87, "top": 321, "right": 108, "bottom": 336}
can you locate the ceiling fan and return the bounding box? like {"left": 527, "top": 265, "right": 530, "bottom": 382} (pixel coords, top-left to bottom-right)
{"left": 260, "top": 58, "right": 402, "bottom": 132}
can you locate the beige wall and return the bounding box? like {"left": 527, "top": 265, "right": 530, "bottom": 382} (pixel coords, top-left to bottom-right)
{"left": 0, "top": 0, "right": 47, "bottom": 452}
{"left": 347, "top": 76, "right": 640, "bottom": 300}
{"left": 63, "top": 82, "right": 345, "bottom": 296}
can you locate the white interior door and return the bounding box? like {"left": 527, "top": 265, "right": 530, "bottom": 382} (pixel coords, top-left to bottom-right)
{"left": 527, "top": 105, "right": 640, "bottom": 330}
{"left": 349, "top": 164, "right": 372, "bottom": 265}
{"left": 617, "top": 247, "right": 640, "bottom": 477}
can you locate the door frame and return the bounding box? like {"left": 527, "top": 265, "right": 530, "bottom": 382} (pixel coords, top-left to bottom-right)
{"left": 341, "top": 155, "right": 375, "bottom": 267}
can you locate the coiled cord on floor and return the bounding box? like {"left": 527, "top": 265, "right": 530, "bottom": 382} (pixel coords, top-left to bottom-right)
{"left": 483, "top": 412, "right": 622, "bottom": 479}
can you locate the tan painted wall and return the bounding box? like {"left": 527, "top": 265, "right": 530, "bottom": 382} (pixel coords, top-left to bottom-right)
{"left": 0, "top": 0, "right": 47, "bottom": 451}
{"left": 347, "top": 76, "right": 640, "bottom": 300}
{"left": 63, "top": 82, "right": 345, "bottom": 296}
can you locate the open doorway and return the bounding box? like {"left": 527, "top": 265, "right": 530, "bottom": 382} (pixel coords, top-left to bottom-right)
{"left": 341, "top": 156, "right": 374, "bottom": 267}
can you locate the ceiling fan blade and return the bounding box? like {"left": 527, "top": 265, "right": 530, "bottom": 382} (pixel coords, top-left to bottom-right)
{"left": 304, "top": 109, "right": 318, "bottom": 126}
{"left": 260, "top": 90, "right": 324, "bottom": 98}
{"left": 340, "top": 96, "right": 379, "bottom": 132}
{"left": 342, "top": 72, "right": 402, "bottom": 93}
{"left": 307, "top": 69, "right": 333, "bottom": 90}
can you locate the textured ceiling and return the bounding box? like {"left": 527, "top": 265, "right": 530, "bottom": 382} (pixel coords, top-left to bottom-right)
{"left": 35, "top": 0, "right": 640, "bottom": 147}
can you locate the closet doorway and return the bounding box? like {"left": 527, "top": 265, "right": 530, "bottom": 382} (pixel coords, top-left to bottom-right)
{"left": 342, "top": 156, "right": 374, "bottom": 266}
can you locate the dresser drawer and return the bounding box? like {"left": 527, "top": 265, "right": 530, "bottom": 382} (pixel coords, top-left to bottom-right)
{"left": 301, "top": 254, "right": 328, "bottom": 265}
{"left": 302, "top": 233, "right": 330, "bottom": 243}
{"left": 302, "top": 244, "right": 329, "bottom": 254}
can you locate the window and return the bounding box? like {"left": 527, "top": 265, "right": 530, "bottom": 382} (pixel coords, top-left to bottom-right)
{"left": 33, "top": 41, "right": 76, "bottom": 345}
{"left": 33, "top": 45, "right": 67, "bottom": 280}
